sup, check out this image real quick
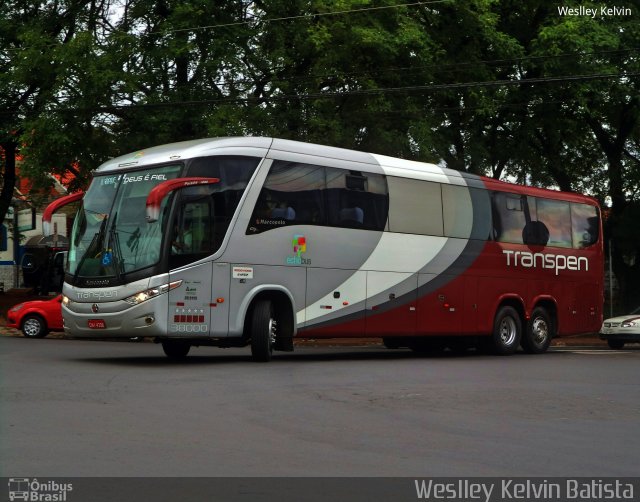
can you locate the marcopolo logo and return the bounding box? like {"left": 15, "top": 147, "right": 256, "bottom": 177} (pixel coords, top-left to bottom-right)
{"left": 286, "top": 234, "right": 311, "bottom": 265}
{"left": 8, "top": 478, "right": 73, "bottom": 501}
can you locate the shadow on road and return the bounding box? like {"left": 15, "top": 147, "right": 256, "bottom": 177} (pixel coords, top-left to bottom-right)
{"left": 68, "top": 346, "right": 575, "bottom": 367}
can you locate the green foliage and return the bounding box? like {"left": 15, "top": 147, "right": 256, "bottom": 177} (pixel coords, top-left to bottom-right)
{"left": 1, "top": 0, "right": 640, "bottom": 305}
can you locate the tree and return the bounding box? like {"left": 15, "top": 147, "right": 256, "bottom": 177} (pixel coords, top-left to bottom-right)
{"left": 101, "top": 0, "right": 255, "bottom": 150}
{"left": 510, "top": 1, "right": 640, "bottom": 309}
{"left": 1, "top": 0, "right": 119, "bottom": 211}
{"left": 3, "top": 0, "right": 640, "bottom": 308}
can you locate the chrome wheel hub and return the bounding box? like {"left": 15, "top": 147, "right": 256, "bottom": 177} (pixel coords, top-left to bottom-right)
{"left": 23, "top": 319, "right": 41, "bottom": 337}
{"left": 268, "top": 318, "right": 277, "bottom": 345}
{"left": 499, "top": 317, "right": 517, "bottom": 346}
{"left": 531, "top": 317, "right": 549, "bottom": 345}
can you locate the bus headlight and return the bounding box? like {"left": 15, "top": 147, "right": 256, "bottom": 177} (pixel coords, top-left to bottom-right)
{"left": 62, "top": 295, "right": 70, "bottom": 306}
{"left": 123, "top": 280, "right": 183, "bottom": 306}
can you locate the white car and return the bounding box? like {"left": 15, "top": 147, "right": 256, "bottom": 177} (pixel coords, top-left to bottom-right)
{"left": 599, "top": 307, "right": 640, "bottom": 349}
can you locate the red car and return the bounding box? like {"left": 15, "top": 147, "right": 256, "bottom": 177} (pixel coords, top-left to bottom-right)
{"left": 6, "top": 295, "right": 64, "bottom": 338}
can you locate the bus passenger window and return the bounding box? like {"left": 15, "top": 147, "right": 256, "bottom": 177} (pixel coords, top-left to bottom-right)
{"left": 326, "top": 168, "right": 388, "bottom": 231}
{"left": 492, "top": 192, "right": 527, "bottom": 244}
{"left": 388, "top": 177, "right": 442, "bottom": 236}
{"left": 248, "top": 162, "right": 326, "bottom": 234}
{"left": 248, "top": 162, "right": 388, "bottom": 234}
{"left": 571, "top": 203, "right": 599, "bottom": 249}
{"left": 536, "top": 198, "right": 572, "bottom": 248}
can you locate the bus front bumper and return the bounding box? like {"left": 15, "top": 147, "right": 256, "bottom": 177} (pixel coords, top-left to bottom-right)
{"left": 62, "top": 297, "right": 168, "bottom": 338}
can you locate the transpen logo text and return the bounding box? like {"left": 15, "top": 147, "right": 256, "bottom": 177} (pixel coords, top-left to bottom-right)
{"left": 503, "top": 250, "right": 588, "bottom": 275}
{"left": 76, "top": 290, "right": 118, "bottom": 301}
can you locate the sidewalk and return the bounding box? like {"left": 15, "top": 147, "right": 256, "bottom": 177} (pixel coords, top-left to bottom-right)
{"left": 0, "top": 326, "right": 21, "bottom": 336}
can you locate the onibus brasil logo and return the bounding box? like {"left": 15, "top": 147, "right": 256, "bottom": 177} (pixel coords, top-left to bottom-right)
{"left": 8, "top": 478, "right": 73, "bottom": 501}
{"left": 286, "top": 234, "right": 310, "bottom": 265}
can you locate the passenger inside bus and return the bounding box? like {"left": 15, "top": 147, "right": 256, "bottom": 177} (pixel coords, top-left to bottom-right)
{"left": 172, "top": 221, "right": 193, "bottom": 254}
{"left": 255, "top": 191, "right": 296, "bottom": 222}
{"left": 271, "top": 206, "right": 296, "bottom": 220}
{"left": 338, "top": 207, "right": 364, "bottom": 227}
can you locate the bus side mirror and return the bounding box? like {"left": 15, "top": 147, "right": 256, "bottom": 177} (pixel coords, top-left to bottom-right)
{"left": 145, "top": 177, "right": 220, "bottom": 222}
{"left": 42, "top": 191, "right": 84, "bottom": 236}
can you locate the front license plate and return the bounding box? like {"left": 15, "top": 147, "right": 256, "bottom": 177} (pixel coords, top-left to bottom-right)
{"left": 88, "top": 319, "right": 106, "bottom": 329}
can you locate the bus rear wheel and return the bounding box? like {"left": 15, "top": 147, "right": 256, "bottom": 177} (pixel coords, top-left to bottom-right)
{"left": 251, "top": 299, "right": 276, "bottom": 362}
{"left": 409, "top": 337, "right": 445, "bottom": 354}
{"left": 382, "top": 337, "right": 402, "bottom": 349}
{"left": 491, "top": 306, "right": 522, "bottom": 355}
{"left": 522, "top": 307, "right": 553, "bottom": 354}
{"left": 162, "top": 340, "right": 191, "bottom": 360}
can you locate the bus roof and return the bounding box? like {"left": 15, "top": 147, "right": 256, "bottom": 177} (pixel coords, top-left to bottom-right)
{"left": 96, "top": 136, "right": 459, "bottom": 180}
{"left": 95, "top": 137, "right": 274, "bottom": 172}
{"left": 94, "top": 136, "right": 598, "bottom": 206}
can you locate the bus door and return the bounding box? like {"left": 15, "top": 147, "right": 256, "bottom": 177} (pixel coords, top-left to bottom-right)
{"left": 365, "top": 272, "right": 417, "bottom": 336}
{"left": 167, "top": 194, "right": 230, "bottom": 337}
{"left": 168, "top": 262, "right": 214, "bottom": 337}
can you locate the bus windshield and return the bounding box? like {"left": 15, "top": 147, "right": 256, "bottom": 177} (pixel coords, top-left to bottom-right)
{"left": 68, "top": 165, "right": 182, "bottom": 279}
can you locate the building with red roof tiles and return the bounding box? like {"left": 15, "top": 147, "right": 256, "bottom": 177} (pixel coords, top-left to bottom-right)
{"left": 0, "top": 159, "right": 75, "bottom": 291}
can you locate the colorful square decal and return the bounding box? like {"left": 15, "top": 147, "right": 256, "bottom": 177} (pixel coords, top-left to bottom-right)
{"left": 293, "top": 234, "right": 306, "bottom": 257}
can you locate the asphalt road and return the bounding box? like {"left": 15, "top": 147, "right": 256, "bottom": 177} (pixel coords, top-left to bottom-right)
{"left": 1, "top": 337, "right": 639, "bottom": 478}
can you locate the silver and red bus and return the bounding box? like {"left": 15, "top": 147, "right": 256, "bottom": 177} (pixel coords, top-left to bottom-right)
{"left": 46, "top": 137, "right": 603, "bottom": 360}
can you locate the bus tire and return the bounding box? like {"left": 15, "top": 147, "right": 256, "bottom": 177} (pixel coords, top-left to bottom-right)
{"left": 447, "top": 338, "right": 471, "bottom": 354}
{"left": 409, "top": 337, "right": 445, "bottom": 354}
{"left": 162, "top": 340, "right": 190, "bottom": 360}
{"left": 607, "top": 340, "right": 625, "bottom": 350}
{"left": 21, "top": 314, "right": 49, "bottom": 338}
{"left": 492, "top": 306, "right": 522, "bottom": 355}
{"left": 522, "top": 307, "right": 552, "bottom": 354}
{"left": 382, "top": 337, "right": 401, "bottom": 349}
{"left": 250, "top": 299, "right": 276, "bottom": 362}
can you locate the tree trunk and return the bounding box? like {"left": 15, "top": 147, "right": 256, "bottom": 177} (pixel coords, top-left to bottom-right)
{"left": 0, "top": 142, "right": 18, "bottom": 229}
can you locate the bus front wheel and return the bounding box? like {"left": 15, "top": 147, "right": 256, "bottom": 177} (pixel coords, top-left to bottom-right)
{"left": 162, "top": 340, "right": 191, "bottom": 360}
{"left": 250, "top": 299, "right": 276, "bottom": 362}
{"left": 492, "top": 306, "right": 522, "bottom": 355}
{"left": 522, "top": 307, "right": 552, "bottom": 354}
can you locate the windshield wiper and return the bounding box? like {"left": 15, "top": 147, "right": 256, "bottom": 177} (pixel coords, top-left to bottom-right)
{"left": 72, "top": 216, "right": 107, "bottom": 284}
{"left": 107, "top": 211, "right": 124, "bottom": 282}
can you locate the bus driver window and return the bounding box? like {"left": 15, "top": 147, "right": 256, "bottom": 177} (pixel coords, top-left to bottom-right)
{"left": 171, "top": 220, "right": 193, "bottom": 254}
